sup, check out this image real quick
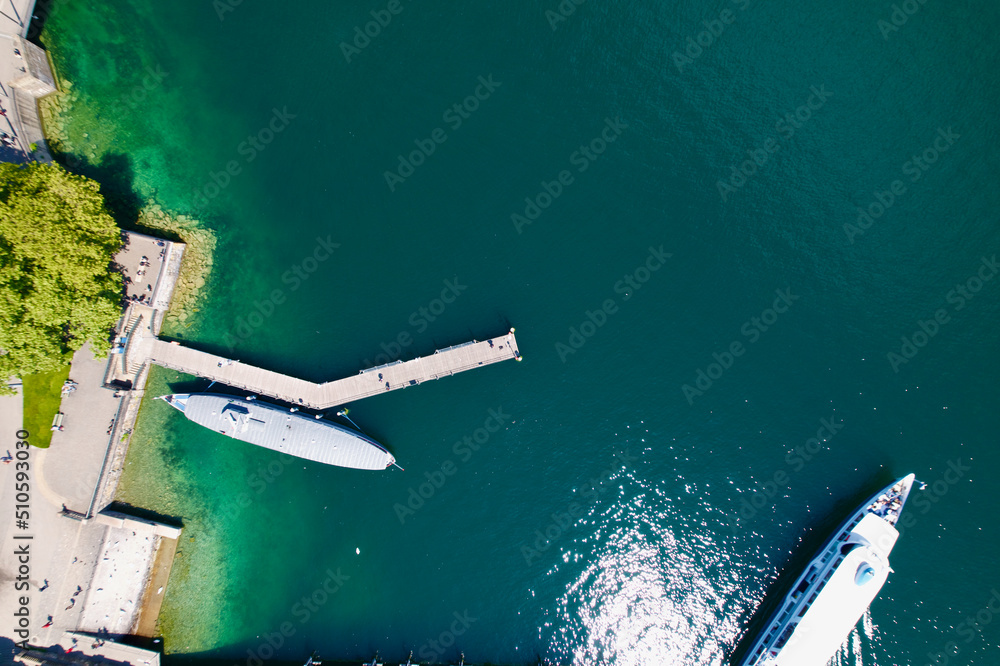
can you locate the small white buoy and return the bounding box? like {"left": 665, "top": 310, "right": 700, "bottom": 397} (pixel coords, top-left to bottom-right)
{"left": 356, "top": 547, "right": 360, "bottom": 555}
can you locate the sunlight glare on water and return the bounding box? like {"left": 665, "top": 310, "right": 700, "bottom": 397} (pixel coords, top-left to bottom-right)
{"left": 541, "top": 459, "right": 743, "bottom": 665}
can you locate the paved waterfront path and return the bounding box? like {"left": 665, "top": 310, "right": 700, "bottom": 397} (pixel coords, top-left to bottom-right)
{"left": 0, "top": 0, "right": 54, "bottom": 164}
{"left": 0, "top": 0, "right": 33, "bottom": 37}
{"left": 144, "top": 330, "right": 521, "bottom": 409}
{"left": 0, "top": 348, "right": 160, "bottom": 645}
{"left": 45, "top": 344, "right": 123, "bottom": 510}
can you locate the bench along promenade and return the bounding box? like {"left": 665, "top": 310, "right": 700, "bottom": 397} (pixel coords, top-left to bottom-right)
{"left": 141, "top": 328, "right": 521, "bottom": 409}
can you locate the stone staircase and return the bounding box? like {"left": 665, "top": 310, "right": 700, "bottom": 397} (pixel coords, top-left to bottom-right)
{"left": 123, "top": 310, "right": 147, "bottom": 376}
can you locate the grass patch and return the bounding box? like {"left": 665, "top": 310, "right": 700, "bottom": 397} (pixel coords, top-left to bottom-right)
{"left": 22, "top": 365, "right": 71, "bottom": 448}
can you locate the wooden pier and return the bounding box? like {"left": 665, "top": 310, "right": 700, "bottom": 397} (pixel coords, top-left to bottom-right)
{"left": 142, "top": 329, "right": 521, "bottom": 409}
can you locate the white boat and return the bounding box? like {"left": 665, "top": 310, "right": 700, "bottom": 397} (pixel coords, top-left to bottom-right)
{"left": 738, "top": 473, "right": 916, "bottom": 666}
{"left": 160, "top": 393, "right": 396, "bottom": 470}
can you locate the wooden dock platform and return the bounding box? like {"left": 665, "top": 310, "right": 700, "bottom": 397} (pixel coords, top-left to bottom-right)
{"left": 143, "top": 329, "right": 521, "bottom": 409}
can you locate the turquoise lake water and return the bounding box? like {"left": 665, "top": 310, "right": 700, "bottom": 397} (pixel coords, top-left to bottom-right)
{"left": 40, "top": 0, "right": 1000, "bottom": 664}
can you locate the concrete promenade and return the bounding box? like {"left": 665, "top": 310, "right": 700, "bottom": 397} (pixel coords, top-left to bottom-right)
{"left": 0, "top": 352, "right": 178, "bottom": 650}
{"left": 0, "top": 0, "right": 55, "bottom": 164}
{"left": 143, "top": 329, "right": 522, "bottom": 410}
{"left": 0, "top": 0, "right": 34, "bottom": 37}
{"left": 44, "top": 344, "right": 123, "bottom": 510}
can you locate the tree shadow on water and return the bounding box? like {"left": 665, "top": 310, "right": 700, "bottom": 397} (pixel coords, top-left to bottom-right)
{"left": 54, "top": 150, "right": 145, "bottom": 228}
{"left": 26, "top": 0, "right": 60, "bottom": 43}
{"left": 55, "top": 150, "right": 191, "bottom": 243}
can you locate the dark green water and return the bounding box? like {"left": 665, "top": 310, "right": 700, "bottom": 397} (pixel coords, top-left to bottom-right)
{"left": 41, "top": 1, "right": 1000, "bottom": 664}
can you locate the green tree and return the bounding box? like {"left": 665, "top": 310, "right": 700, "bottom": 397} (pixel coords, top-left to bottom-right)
{"left": 0, "top": 162, "right": 122, "bottom": 389}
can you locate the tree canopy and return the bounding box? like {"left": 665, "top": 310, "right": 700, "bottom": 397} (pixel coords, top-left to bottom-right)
{"left": 0, "top": 162, "right": 122, "bottom": 384}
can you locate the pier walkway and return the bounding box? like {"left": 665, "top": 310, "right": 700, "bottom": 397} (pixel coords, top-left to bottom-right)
{"left": 143, "top": 329, "right": 521, "bottom": 409}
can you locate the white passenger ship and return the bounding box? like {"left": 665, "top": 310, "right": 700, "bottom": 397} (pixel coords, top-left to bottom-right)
{"left": 160, "top": 393, "right": 396, "bottom": 470}
{"left": 738, "top": 474, "right": 916, "bottom": 666}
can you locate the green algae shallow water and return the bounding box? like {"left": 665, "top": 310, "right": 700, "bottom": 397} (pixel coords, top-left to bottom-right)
{"left": 41, "top": 1, "right": 1000, "bottom": 664}
{"left": 114, "top": 368, "right": 239, "bottom": 651}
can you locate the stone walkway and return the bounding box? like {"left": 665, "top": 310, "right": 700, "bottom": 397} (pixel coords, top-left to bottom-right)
{"left": 0, "top": 378, "right": 103, "bottom": 646}
{"left": 0, "top": 0, "right": 53, "bottom": 164}
{"left": 0, "top": 345, "right": 161, "bottom": 646}
{"left": 0, "top": 0, "right": 33, "bottom": 37}
{"left": 0, "top": 32, "right": 31, "bottom": 162}
{"left": 77, "top": 527, "right": 157, "bottom": 635}
{"left": 44, "top": 343, "right": 124, "bottom": 512}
